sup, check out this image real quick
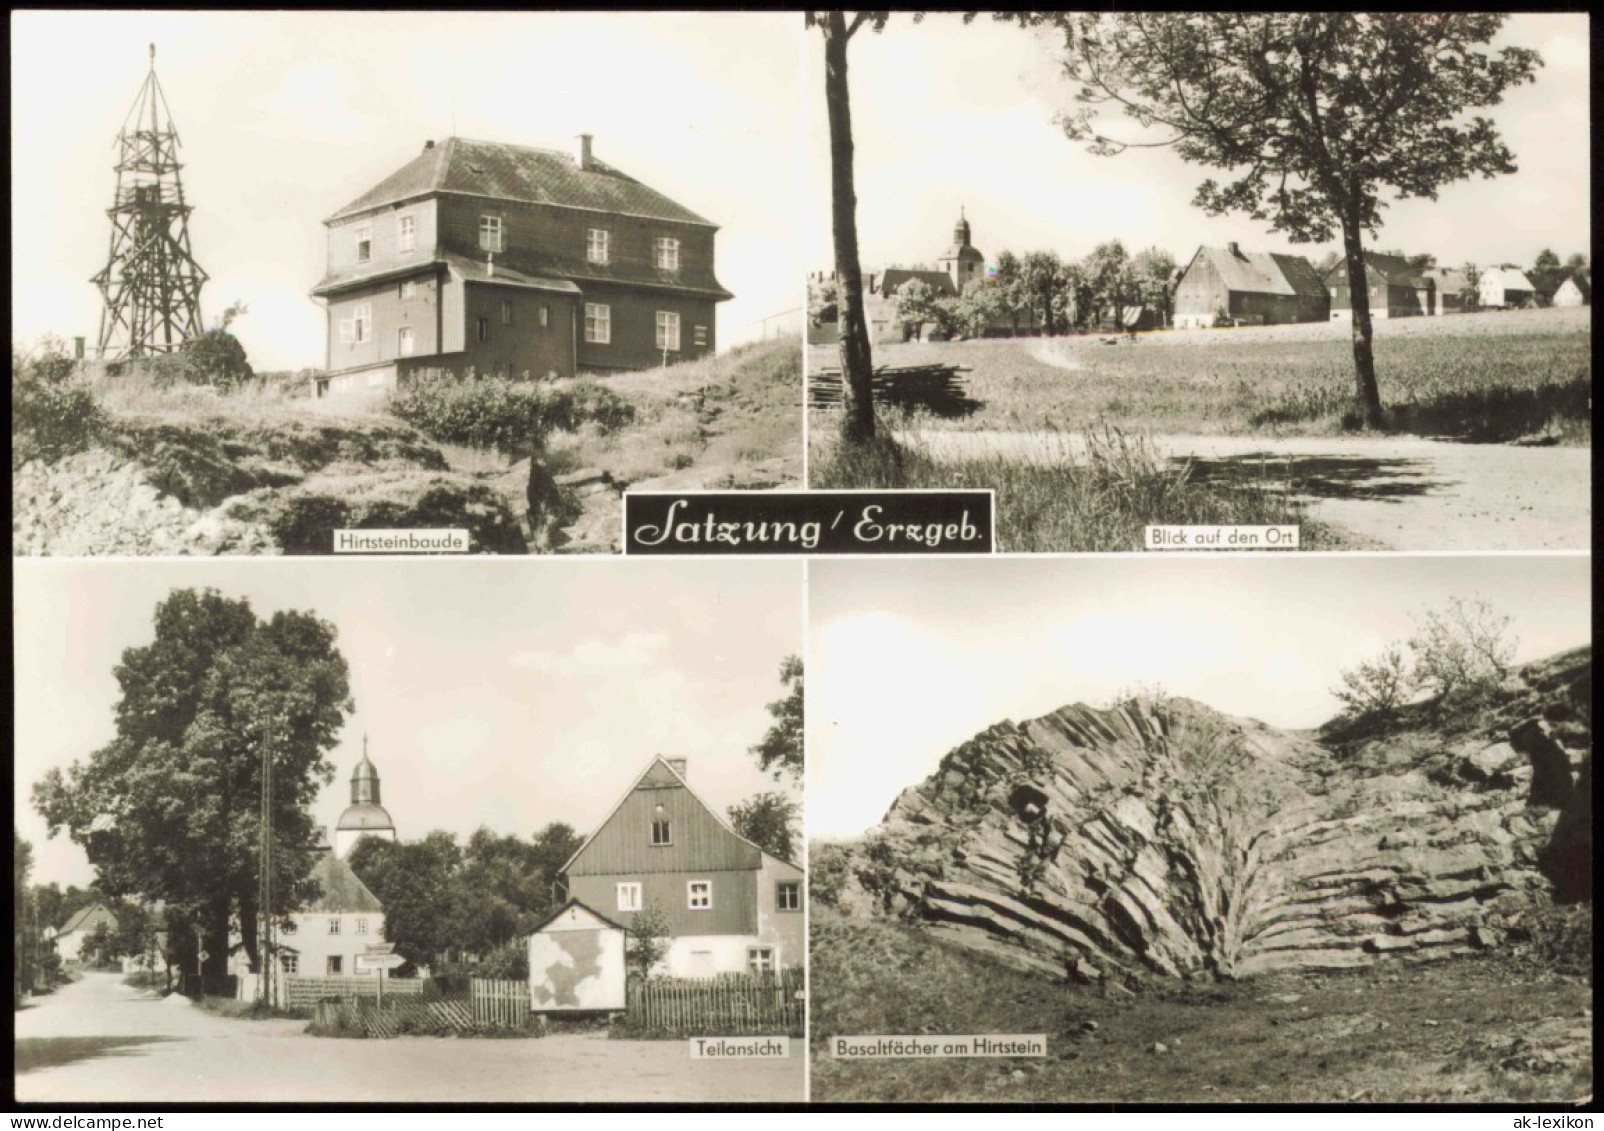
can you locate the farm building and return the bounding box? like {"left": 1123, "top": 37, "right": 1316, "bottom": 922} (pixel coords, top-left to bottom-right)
{"left": 1551, "top": 274, "right": 1591, "bottom": 307}
{"left": 1424, "top": 267, "right": 1475, "bottom": 315}
{"left": 527, "top": 900, "right": 628, "bottom": 1011}
{"left": 560, "top": 756, "right": 804, "bottom": 979}
{"left": 227, "top": 849, "right": 388, "bottom": 983}
{"left": 310, "top": 135, "right": 733, "bottom": 403}
{"left": 54, "top": 902, "right": 118, "bottom": 965}
{"left": 1172, "top": 244, "right": 1329, "bottom": 329}
{"left": 1324, "top": 252, "right": 1434, "bottom": 320}
{"left": 1478, "top": 265, "right": 1538, "bottom": 309}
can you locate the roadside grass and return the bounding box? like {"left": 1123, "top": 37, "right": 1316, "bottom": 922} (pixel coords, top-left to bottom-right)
{"left": 542, "top": 336, "right": 802, "bottom": 487}
{"left": 810, "top": 419, "right": 1349, "bottom": 552}
{"left": 810, "top": 914, "right": 1592, "bottom": 1104}
{"left": 869, "top": 307, "right": 1591, "bottom": 444}
{"left": 195, "top": 996, "right": 308, "bottom": 1021}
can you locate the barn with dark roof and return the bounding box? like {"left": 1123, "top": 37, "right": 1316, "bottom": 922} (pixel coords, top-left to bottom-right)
{"left": 310, "top": 135, "right": 733, "bottom": 401}
{"left": 1173, "top": 243, "right": 1331, "bottom": 329}
{"left": 1325, "top": 252, "right": 1435, "bottom": 320}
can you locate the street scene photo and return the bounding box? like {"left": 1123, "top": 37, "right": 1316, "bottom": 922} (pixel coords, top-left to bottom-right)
{"left": 14, "top": 558, "right": 805, "bottom": 1103}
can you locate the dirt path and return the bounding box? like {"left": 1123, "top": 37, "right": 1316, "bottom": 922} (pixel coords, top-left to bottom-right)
{"left": 905, "top": 429, "right": 1590, "bottom": 551}
{"left": 15, "top": 972, "right": 803, "bottom": 1104}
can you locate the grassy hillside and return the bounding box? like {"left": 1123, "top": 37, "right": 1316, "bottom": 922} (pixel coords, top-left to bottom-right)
{"left": 544, "top": 336, "right": 802, "bottom": 489}
{"left": 810, "top": 912, "right": 1591, "bottom": 1104}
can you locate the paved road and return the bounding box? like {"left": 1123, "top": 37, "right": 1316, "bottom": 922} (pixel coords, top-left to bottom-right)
{"left": 15, "top": 972, "right": 804, "bottom": 1104}
{"left": 906, "top": 430, "right": 1590, "bottom": 552}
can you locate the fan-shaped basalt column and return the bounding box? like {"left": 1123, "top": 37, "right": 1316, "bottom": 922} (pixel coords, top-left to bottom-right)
{"left": 872, "top": 679, "right": 1584, "bottom": 982}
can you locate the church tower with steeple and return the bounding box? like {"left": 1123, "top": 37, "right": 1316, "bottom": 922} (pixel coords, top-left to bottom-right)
{"left": 938, "top": 208, "right": 986, "bottom": 292}
{"left": 333, "top": 736, "right": 398, "bottom": 858}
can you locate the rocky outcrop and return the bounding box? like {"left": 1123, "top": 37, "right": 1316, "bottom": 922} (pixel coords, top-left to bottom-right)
{"left": 852, "top": 649, "right": 1591, "bottom": 982}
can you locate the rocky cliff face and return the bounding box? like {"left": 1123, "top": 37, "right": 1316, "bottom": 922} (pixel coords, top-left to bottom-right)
{"left": 852, "top": 647, "right": 1591, "bottom": 983}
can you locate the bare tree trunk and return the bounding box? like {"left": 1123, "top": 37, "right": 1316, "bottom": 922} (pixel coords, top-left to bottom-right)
{"left": 822, "top": 13, "right": 876, "bottom": 444}
{"left": 1340, "top": 220, "right": 1385, "bottom": 428}
{"left": 202, "top": 896, "right": 230, "bottom": 986}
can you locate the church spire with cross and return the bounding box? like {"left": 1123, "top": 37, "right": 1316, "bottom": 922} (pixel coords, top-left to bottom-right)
{"left": 334, "top": 733, "right": 397, "bottom": 858}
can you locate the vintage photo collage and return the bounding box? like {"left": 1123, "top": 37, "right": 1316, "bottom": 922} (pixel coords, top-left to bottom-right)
{"left": 12, "top": 11, "right": 1592, "bottom": 1108}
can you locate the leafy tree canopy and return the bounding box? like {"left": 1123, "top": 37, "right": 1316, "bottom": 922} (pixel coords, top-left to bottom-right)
{"left": 750, "top": 655, "right": 803, "bottom": 782}
{"left": 728, "top": 792, "right": 801, "bottom": 864}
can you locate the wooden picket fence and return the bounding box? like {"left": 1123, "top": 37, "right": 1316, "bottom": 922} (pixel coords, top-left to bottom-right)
{"left": 807, "top": 364, "right": 976, "bottom": 416}
{"left": 312, "top": 995, "right": 474, "bottom": 1038}
{"left": 625, "top": 969, "right": 803, "bottom": 1037}
{"left": 470, "top": 977, "right": 530, "bottom": 1028}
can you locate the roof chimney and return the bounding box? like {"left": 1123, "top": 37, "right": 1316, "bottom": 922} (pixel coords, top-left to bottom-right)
{"left": 575, "top": 133, "right": 593, "bottom": 171}
{"left": 1227, "top": 241, "right": 1241, "bottom": 257}
{"left": 424, "top": 139, "right": 435, "bottom": 150}
{"left": 667, "top": 757, "right": 688, "bottom": 781}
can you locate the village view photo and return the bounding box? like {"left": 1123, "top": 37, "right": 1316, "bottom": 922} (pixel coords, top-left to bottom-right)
{"left": 14, "top": 558, "right": 806, "bottom": 1103}
{"left": 806, "top": 12, "right": 1591, "bottom": 553}
{"left": 12, "top": 10, "right": 807, "bottom": 556}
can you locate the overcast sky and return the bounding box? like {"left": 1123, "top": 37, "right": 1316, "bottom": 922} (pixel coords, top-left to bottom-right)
{"left": 11, "top": 11, "right": 804, "bottom": 370}
{"left": 14, "top": 559, "right": 801, "bottom": 890}
{"left": 809, "top": 554, "right": 1591, "bottom": 838}
{"left": 805, "top": 13, "right": 1589, "bottom": 275}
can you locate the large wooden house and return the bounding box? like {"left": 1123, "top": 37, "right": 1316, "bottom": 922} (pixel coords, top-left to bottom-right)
{"left": 560, "top": 756, "right": 803, "bottom": 978}
{"left": 310, "top": 135, "right": 733, "bottom": 403}
{"left": 1325, "top": 252, "right": 1434, "bottom": 320}
{"left": 1172, "top": 244, "right": 1329, "bottom": 328}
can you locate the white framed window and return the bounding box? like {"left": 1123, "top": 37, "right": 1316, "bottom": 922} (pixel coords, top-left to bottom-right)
{"left": 693, "top": 325, "right": 708, "bottom": 348}
{"left": 585, "top": 303, "right": 611, "bottom": 344}
{"left": 777, "top": 882, "right": 801, "bottom": 912}
{"left": 616, "top": 882, "right": 643, "bottom": 912}
{"left": 587, "top": 228, "right": 610, "bottom": 264}
{"left": 654, "top": 237, "right": 680, "bottom": 271}
{"left": 651, "top": 819, "right": 671, "bottom": 846}
{"left": 398, "top": 326, "right": 415, "bottom": 357}
{"left": 398, "top": 214, "right": 416, "bottom": 253}
{"left": 479, "top": 215, "right": 503, "bottom": 252}
{"left": 399, "top": 279, "right": 417, "bottom": 301}
{"left": 326, "top": 956, "right": 343, "bottom": 975}
{"left": 501, "top": 299, "right": 513, "bottom": 325}
{"left": 340, "top": 304, "right": 372, "bottom": 346}
{"left": 655, "top": 311, "right": 681, "bottom": 352}
{"left": 687, "top": 880, "right": 712, "bottom": 910}
{"left": 280, "top": 953, "right": 299, "bottom": 974}
{"left": 747, "top": 947, "right": 775, "bottom": 975}
{"left": 355, "top": 226, "right": 372, "bottom": 262}
{"left": 356, "top": 919, "right": 369, "bottom": 936}
{"left": 328, "top": 918, "right": 341, "bottom": 935}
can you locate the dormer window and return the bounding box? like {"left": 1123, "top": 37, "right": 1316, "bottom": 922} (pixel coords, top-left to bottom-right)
{"left": 654, "top": 237, "right": 680, "bottom": 271}
{"left": 355, "top": 227, "right": 372, "bottom": 263}
{"left": 587, "top": 228, "right": 610, "bottom": 265}
{"left": 479, "top": 215, "right": 503, "bottom": 253}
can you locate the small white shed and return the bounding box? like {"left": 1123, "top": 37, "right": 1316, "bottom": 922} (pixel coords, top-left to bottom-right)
{"left": 528, "top": 900, "right": 626, "bottom": 1012}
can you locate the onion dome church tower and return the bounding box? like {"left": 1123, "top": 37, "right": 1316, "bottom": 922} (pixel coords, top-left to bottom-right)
{"left": 938, "top": 208, "right": 986, "bottom": 292}
{"left": 334, "top": 737, "right": 397, "bottom": 858}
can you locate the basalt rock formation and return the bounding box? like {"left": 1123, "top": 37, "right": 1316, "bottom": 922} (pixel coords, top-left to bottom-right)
{"left": 848, "top": 647, "right": 1591, "bottom": 982}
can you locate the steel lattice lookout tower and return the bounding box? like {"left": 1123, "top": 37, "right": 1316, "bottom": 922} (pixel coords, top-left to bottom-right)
{"left": 92, "top": 45, "right": 208, "bottom": 360}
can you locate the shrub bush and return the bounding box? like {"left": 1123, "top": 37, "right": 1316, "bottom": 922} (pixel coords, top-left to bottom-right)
{"left": 1409, "top": 595, "right": 1517, "bottom": 701}
{"left": 390, "top": 374, "right": 635, "bottom": 456}
{"left": 1332, "top": 644, "right": 1413, "bottom": 718}
{"left": 13, "top": 342, "right": 106, "bottom": 467}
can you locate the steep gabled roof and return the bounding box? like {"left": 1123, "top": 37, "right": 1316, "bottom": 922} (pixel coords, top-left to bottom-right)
{"left": 306, "top": 851, "right": 383, "bottom": 915}
{"left": 560, "top": 755, "right": 797, "bottom": 875}
{"left": 1426, "top": 267, "right": 1471, "bottom": 294}
{"left": 328, "top": 137, "right": 716, "bottom": 228}
{"left": 876, "top": 268, "right": 958, "bottom": 298}
{"left": 1191, "top": 246, "right": 1328, "bottom": 299}
{"left": 530, "top": 897, "right": 627, "bottom": 935}
{"left": 1331, "top": 252, "right": 1433, "bottom": 289}
{"left": 1482, "top": 265, "right": 1537, "bottom": 292}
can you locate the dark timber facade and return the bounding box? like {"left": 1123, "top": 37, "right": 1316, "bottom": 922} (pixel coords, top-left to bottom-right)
{"left": 310, "top": 136, "right": 732, "bottom": 402}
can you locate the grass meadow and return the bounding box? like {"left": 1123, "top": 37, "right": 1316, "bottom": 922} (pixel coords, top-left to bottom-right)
{"left": 851, "top": 306, "right": 1590, "bottom": 444}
